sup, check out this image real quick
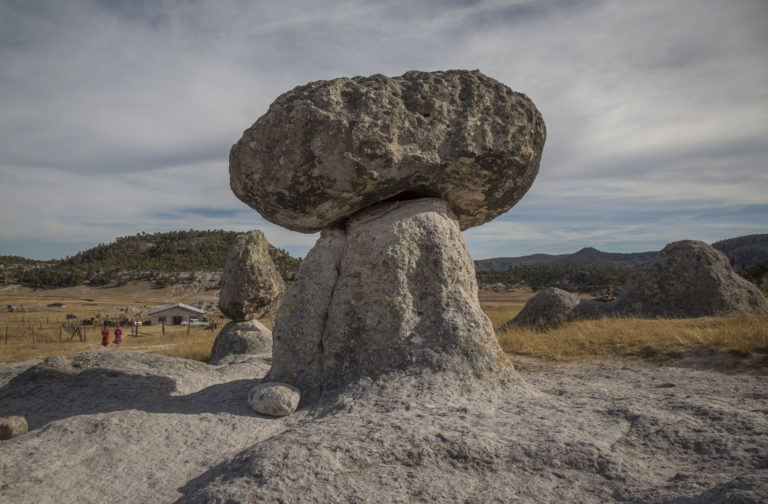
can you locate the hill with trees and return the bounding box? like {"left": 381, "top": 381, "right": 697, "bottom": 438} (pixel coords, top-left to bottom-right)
{"left": 1, "top": 230, "right": 302, "bottom": 288}
{"left": 475, "top": 234, "right": 768, "bottom": 294}
{"left": 475, "top": 247, "right": 657, "bottom": 271}
{"left": 712, "top": 234, "right": 768, "bottom": 270}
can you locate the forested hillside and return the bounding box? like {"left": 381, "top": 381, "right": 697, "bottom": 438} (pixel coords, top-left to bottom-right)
{"left": 712, "top": 234, "right": 768, "bottom": 269}
{"left": 1, "top": 230, "right": 302, "bottom": 288}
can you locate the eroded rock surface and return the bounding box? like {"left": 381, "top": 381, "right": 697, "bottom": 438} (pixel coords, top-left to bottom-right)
{"left": 218, "top": 230, "right": 285, "bottom": 321}
{"left": 230, "top": 70, "right": 546, "bottom": 232}
{"left": 269, "top": 199, "right": 509, "bottom": 397}
{"left": 209, "top": 320, "right": 272, "bottom": 365}
{"left": 615, "top": 240, "right": 768, "bottom": 317}
{"left": 248, "top": 382, "right": 301, "bottom": 417}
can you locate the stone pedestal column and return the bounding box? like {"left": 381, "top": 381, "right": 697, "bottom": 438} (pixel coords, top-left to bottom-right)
{"left": 269, "top": 198, "right": 509, "bottom": 397}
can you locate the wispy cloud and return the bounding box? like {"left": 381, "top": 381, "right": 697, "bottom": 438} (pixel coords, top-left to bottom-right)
{"left": 0, "top": 0, "right": 766, "bottom": 259}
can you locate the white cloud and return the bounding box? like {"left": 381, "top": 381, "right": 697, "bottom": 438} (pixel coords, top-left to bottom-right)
{"left": 1, "top": 0, "right": 766, "bottom": 259}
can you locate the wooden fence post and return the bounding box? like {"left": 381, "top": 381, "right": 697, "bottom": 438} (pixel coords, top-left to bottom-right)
{"left": 162, "top": 320, "right": 165, "bottom": 336}
{"left": 59, "top": 325, "right": 62, "bottom": 341}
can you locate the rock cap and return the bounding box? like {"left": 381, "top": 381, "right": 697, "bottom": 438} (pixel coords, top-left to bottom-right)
{"left": 230, "top": 69, "right": 545, "bottom": 232}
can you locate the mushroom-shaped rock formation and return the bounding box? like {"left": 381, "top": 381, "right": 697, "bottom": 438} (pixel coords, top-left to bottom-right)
{"left": 230, "top": 70, "right": 545, "bottom": 398}
{"left": 218, "top": 230, "right": 285, "bottom": 322}
{"left": 230, "top": 70, "right": 545, "bottom": 232}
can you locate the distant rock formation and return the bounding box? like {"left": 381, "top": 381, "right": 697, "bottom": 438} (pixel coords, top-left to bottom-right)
{"left": 218, "top": 230, "right": 285, "bottom": 321}
{"left": 209, "top": 320, "right": 272, "bottom": 365}
{"left": 506, "top": 240, "right": 768, "bottom": 328}
{"left": 230, "top": 70, "right": 545, "bottom": 397}
{"left": 502, "top": 287, "right": 581, "bottom": 330}
{"left": 614, "top": 240, "right": 768, "bottom": 317}
{"left": 230, "top": 70, "right": 545, "bottom": 233}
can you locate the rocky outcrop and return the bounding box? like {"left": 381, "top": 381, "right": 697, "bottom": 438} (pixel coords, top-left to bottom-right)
{"left": 209, "top": 320, "right": 272, "bottom": 365}
{"left": 504, "top": 240, "right": 768, "bottom": 329}
{"left": 218, "top": 230, "right": 285, "bottom": 321}
{"left": 614, "top": 240, "right": 768, "bottom": 317}
{"left": 230, "top": 70, "right": 546, "bottom": 232}
{"left": 502, "top": 287, "right": 581, "bottom": 330}
{"left": 270, "top": 199, "right": 508, "bottom": 397}
{"left": 248, "top": 382, "right": 301, "bottom": 417}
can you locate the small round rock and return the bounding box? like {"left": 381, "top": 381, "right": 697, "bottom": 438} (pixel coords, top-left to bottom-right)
{"left": 248, "top": 382, "right": 301, "bottom": 417}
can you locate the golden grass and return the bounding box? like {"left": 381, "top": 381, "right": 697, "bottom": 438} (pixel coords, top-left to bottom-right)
{"left": 2, "top": 284, "right": 766, "bottom": 372}
{"left": 0, "top": 323, "right": 225, "bottom": 364}
{"left": 495, "top": 314, "right": 768, "bottom": 361}
{"left": 480, "top": 290, "right": 768, "bottom": 370}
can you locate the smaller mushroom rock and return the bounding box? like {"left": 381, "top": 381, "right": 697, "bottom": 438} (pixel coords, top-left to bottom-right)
{"left": 218, "top": 231, "right": 285, "bottom": 321}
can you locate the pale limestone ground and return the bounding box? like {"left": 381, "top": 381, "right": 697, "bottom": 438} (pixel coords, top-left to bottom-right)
{"left": 1, "top": 351, "right": 766, "bottom": 503}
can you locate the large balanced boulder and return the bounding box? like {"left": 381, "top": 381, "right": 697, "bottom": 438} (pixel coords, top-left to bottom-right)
{"left": 614, "top": 240, "right": 768, "bottom": 317}
{"left": 230, "top": 70, "right": 546, "bottom": 232}
{"left": 218, "top": 230, "right": 285, "bottom": 321}
{"left": 269, "top": 198, "right": 509, "bottom": 396}
{"left": 502, "top": 287, "right": 581, "bottom": 330}
{"left": 209, "top": 320, "right": 272, "bottom": 365}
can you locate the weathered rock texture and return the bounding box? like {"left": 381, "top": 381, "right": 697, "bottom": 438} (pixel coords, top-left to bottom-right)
{"left": 209, "top": 320, "right": 272, "bottom": 365}
{"left": 0, "top": 413, "right": 28, "bottom": 440}
{"left": 230, "top": 70, "right": 546, "bottom": 232}
{"left": 248, "top": 382, "right": 301, "bottom": 417}
{"left": 218, "top": 230, "right": 285, "bottom": 321}
{"left": 269, "top": 199, "right": 508, "bottom": 396}
{"left": 614, "top": 240, "right": 768, "bottom": 317}
{"left": 504, "top": 287, "right": 581, "bottom": 329}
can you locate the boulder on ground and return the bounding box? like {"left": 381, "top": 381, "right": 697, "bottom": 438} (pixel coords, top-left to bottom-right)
{"left": 218, "top": 230, "right": 285, "bottom": 321}
{"left": 0, "top": 413, "right": 28, "bottom": 440}
{"left": 269, "top": 198, "right": 509, "bottom": 396}
{"left": 248, "top": 382, "right": 300, "bottom": 416}
{"left": 614, "top": 240, "right": 768, "bottom": 317}
{"left": 209, "top": 320, "right": 272, "bottom": 365}
{"left": 502, "top": 287, "right": 581, "bottom": 330}
{"left": 230, "top": 70, "right": 546, "bottom": 232}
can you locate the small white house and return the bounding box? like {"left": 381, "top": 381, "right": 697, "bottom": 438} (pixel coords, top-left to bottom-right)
{"left": 147, "top": 303, "right": 205, "bottom": 326}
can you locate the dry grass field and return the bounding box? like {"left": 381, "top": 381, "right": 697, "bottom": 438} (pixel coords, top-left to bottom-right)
{"left": 0, "top": 282, "right": 231, "bottom": 363}
{"left": 1, "top": 283, "right": 766, "bottom": 372}
{"left": 482, "top": 288, "right": 768, "bottom": 372}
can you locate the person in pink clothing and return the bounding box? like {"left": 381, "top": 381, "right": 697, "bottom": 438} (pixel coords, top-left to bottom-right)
{"left": 101, "top": 327, "right": 110, "bottom": 346}
{"left": 113, "top": 327, "right": 123, "bottom": 345}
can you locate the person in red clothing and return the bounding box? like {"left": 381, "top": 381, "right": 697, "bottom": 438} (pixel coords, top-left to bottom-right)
{"left": 101, "top": 327, "right": 110, "bottom": 346}
{"left": 113, "top": 327, "right": 123, "bottom": 345}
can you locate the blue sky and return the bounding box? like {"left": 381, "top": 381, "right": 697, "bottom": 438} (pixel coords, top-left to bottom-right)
{"left": 1, "top": 0, "right": 766, "bottom": 260}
